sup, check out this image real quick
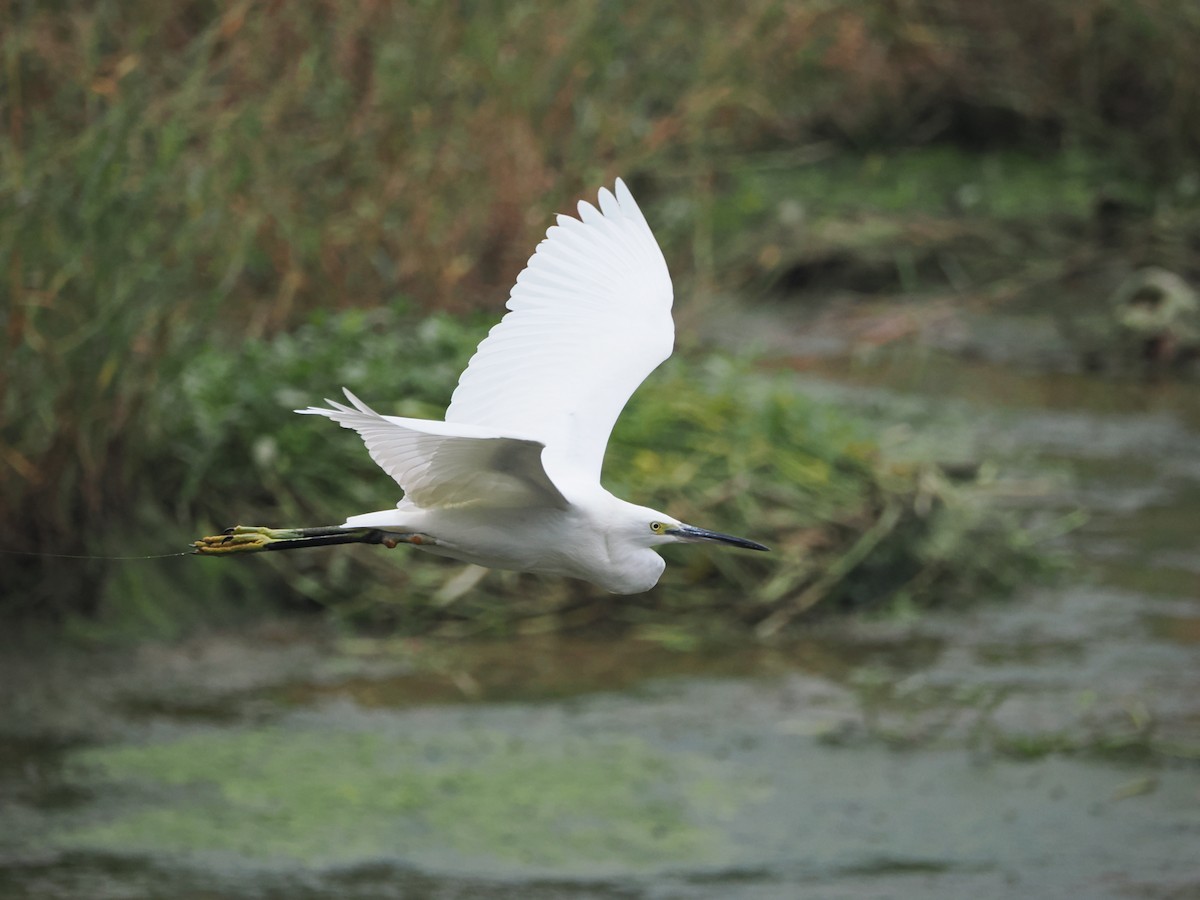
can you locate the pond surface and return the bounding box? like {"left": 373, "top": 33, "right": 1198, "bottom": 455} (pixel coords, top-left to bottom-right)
{"left": 2, "top": 325, "right": 1198, "bottom": 899}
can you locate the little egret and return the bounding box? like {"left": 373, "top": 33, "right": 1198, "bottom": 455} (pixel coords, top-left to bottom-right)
{"left": 193, "top": 179, "right": 768, "bottom": 593}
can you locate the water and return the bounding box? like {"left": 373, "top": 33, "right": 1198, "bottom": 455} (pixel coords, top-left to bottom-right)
{"left": 2, "top": 338, "right": 1198, "bottom": 899}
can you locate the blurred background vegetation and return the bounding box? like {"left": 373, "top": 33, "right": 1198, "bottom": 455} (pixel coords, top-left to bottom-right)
{"left": 3, "top": 0, "right": 1198, "bottom": 638}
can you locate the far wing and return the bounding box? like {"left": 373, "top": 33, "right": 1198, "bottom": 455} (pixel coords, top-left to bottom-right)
{"left": 298, "top": 390, "right": 569, "bottom": 510}
{"left": 444, "top": 178, "right": 674, "bottom": 485}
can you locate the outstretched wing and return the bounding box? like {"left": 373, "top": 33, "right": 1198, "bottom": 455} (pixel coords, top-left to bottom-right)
{"left": 298, "top": 390, "right": 569, "bottom": 510}
{"left": 444, "top": 179, "right": 674, "bottom": 486}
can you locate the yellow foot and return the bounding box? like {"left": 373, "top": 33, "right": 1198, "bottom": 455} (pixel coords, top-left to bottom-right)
{"left": 192, "top": 525, "right": 295, "bottom": 555}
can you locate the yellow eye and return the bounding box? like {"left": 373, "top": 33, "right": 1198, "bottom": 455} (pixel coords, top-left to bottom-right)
{"left": 650, "top": 521, "right": 665, "bottom": 534}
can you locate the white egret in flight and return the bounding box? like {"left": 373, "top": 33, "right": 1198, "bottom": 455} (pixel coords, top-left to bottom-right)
{"left": 194, "top": 179, "right": 768, "bottom": 593}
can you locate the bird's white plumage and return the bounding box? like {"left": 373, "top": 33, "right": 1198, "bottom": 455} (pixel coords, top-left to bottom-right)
{"left": 302, "top": 178, "right": 673, "bottom": 514}
{"left": 285, "top": 180, "right": 764, "bottom": 594}
{"left": 444, "top": 178, "right": 674, "bottom": 484}
{"left": 298, "top": 391, "right": 568, "bottom": 510}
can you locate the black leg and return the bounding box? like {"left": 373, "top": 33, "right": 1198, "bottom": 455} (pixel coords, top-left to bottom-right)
{"left": 192, "top": 525, "right": 430, "bottom": 555}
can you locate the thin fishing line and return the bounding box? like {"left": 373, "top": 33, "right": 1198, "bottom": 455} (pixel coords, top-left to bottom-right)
{"left": 0, "top": 549, "right": 192, "bottom": 561}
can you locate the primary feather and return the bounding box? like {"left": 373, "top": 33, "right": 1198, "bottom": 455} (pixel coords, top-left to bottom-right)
{"left": 301, "top": 178, "right": 673, "bottom": 510}
{"left": 445, "top": 178, "right": 674, "bottom": 485}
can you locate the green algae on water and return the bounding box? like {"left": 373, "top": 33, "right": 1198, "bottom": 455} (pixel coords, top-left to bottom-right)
{"left": 58, "top": 725, "right": 746, "bottom": 873}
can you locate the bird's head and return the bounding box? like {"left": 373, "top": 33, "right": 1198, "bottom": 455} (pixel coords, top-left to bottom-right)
{"left": 620, "top": 505, "right": 770, "bottom": 553}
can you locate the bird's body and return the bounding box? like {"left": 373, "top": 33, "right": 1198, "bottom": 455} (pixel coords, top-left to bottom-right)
{"left": 345, "top": 493, "right": 667, "bottom": 594}
{"left": 194, "top": 179, "right": 767, "bottom": 591}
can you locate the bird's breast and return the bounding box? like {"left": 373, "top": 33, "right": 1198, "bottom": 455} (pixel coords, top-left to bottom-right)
{"left": 591, "top": 549, "right": 666, "bottom": 595}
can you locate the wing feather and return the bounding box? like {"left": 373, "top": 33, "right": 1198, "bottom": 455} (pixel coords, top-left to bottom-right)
{"left": 298, "top": 390, "right": 568, "bottom": 510}
{"left": 444, "top": 178, "right": 673, "bottom": 486}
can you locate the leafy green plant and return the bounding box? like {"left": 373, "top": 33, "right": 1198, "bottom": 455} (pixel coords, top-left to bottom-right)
{"left": 63, "top": 310, "right": 1045, "bottom": 640}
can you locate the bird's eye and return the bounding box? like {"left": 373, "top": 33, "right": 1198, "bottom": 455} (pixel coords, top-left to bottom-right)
{"left": 650, "top": 521, "right": 665, "bottom": 534}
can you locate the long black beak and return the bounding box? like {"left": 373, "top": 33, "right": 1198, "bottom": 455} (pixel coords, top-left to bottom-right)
{"left": 669, "top": 524, "right": 770, "bottom": 552}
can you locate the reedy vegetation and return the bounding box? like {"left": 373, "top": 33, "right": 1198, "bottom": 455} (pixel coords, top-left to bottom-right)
{"left": 3, "top": 1, "right": 1193, "bottom": 631}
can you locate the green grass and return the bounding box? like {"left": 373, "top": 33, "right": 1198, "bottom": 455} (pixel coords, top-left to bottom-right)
{"left": 722, "top": 147, "right": 1131, "bottom": 225}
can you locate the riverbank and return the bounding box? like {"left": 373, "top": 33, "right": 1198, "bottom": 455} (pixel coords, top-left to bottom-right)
{"left": 2, "top": 342, "right": 1197, "bottom": 898}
